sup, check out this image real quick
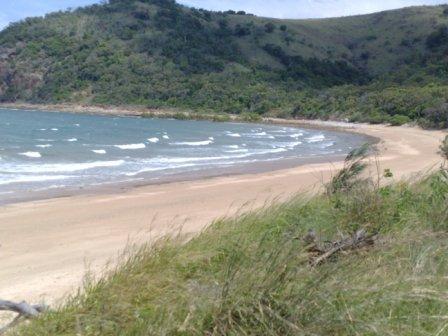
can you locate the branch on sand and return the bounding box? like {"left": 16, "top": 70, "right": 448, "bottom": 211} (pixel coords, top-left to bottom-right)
{"left": 304, "top": 229, "right": 377, "bottom": 267}
{"left": 0, "top": 300, "right": 47, "bottom": 335}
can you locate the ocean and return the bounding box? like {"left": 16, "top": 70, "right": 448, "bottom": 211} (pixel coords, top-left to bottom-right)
{"left": 0, "top": 109, "right": 368, "bottom": 204}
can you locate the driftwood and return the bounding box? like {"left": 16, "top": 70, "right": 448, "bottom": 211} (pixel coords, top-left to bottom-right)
{"left": 304, "top": 229, "right": 377, "bottom": 267}
{"left": 0, "top": 300, "right": 47, "bottom": 334}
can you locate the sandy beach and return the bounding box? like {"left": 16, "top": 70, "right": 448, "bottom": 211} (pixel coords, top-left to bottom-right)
{"left": 0, "top": 120, "right": 445, "bottom": 305}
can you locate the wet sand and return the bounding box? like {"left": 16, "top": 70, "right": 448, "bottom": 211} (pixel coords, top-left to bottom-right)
{"left": 0, "top": 121, "right": 445, "bottom": 304}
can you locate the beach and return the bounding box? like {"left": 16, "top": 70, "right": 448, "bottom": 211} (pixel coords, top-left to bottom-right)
{"left": 0, "top": 120, "right": 445, "bottom": 305}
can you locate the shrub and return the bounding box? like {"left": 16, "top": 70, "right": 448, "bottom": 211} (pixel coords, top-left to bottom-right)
{"left": 422, "top": 103, "right": 448, "bottom": 128}
{"left": 211, "top": 114, "right": 231, "bottom": 122}
{"left": 234, "top": 24, "right": 251, "bottom": 37}
{"left": 240, "top": 112, "right": 262, "bottom": 122}
{"left": 264, "top": 22, "right": 276, "bottom": 33}
{"left": 440, "top": 136, "right": 448, "bottom": 161}
{"left": 367, "top": 112, "right": 389, "bottom": 124}
{"left": 426, "top": 25, "right": 448, "bottom": 50}
{"left": 172, "top": 112, "right": 189, "bottom": 120}
{"left": 389, "top": 114, "right": 411, "bottom": 126}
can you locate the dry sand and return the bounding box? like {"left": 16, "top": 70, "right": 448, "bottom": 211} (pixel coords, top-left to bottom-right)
{"left": 0, "top": 120, "right": 445, "bottom": 305}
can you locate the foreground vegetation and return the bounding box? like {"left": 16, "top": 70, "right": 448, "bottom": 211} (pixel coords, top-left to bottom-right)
{"left": 2, "top": 1, "right": 448, "bottom": 128}
{"left": 13, "top": 148, "right": 448, "bottom": 335}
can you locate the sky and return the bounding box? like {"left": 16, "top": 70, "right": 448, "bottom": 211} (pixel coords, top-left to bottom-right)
{"left": 0, "top": 0, "right": 447, "bottom": 30}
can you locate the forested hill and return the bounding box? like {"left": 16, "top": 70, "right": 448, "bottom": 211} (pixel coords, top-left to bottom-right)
{"left": 1, "top": 0, "right": 448, "bottom": 128}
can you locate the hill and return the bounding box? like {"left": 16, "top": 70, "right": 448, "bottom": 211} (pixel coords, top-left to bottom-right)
{"left": 1, "top": 1, "right": 448, "bottom": 127}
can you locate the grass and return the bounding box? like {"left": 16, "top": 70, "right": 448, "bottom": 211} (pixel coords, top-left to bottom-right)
{"left": 11, "top": 157, "right": 448, "bottom": 335}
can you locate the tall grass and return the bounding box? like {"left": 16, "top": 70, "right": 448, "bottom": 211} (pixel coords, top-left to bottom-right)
{"left": 12, "top": 162, "right": 448, "bottom": 335}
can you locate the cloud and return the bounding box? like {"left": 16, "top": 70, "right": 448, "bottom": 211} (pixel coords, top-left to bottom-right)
{"left": 178, "top": 0, "right": 447, "bottom": 18}
{"left": 0, "top": 0, "right": 99, "bottom": 31}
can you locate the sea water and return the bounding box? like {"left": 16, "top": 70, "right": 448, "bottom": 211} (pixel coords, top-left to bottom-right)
{"left": 0, "top": 109, "right": 368, "bottom": 203}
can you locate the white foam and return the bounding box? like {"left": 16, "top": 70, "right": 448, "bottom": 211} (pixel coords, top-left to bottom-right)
{"left": 306, "top": 134, "right": 326, "bottom": 143}
{"left": 36, "top": 144, "right": 52, "bottom": 148}
{"left": 225, "top": 149, "right": 249, "bottom": 153}
{"left": 19, "top": 152, "right": 41, "bottom": 158}
{"left": 114, "top": 143, "right": 146, "bottom": 150}
{"left": 148, "top": 137, "right": 160, "bottom": 143}
{"left": 281, "top": 141, "right": 302, "bottom": 149}
{"left": 290, "top": 133, "right": 304, "bottom": 138}
{"left": 319, "top": 142, "right": 335, "bottom": 149}
{"left": 36, "top": 139, "right": 55, "bottom": 142}
{"left": 144, "top": 148, "right": 287, "bottom": 165}
{"left": 172, "top": 140, "right": 213, "bottom": 146}
{"left": 208, "top": 137, "right": 214, "bottom": 141}
{"left": 125, "top": 163, "right": 196, "bottom": 177}
{"left": 51, "top": 128, "right": 58, "bottom": 131}
{"left": 0, "top": 175, "right": 72, "bottom": 186}
{"left": 74, "top": 124, "right": 80, "bottom": 127}
{"left": 4, "top": 160, "right": 125, "bottom": 173}
{"left": 225, "top": 145, "right": 240, "bottom": 149}
{"left": 66, "top": 138, "right": 78, "bottom": 142}
{"left": 92, "top": 149, "right": 107, "bottom": 154}
{"left": 162, "top": 135, "right": 170, "bottom": 140}
{"left": 227, "top": 133, "right": 241, "bottom": 138}
{"left": 247, "top": 132, "right": 276, "bottom": 139}
{"left": 258, "top": 148, "right": 288, "bottom": 154}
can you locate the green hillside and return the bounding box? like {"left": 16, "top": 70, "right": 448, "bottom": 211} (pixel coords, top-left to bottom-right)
{"left": 1, "top": 1, "right": 448, "bottom": 127}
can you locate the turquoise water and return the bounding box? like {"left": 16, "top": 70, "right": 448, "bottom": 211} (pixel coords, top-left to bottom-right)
{"left": 0, "top": 109, "right": 367, "bottom": 203}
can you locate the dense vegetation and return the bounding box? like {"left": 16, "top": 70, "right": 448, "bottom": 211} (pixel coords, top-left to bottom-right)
{"left": 14, "top": 150, "right": 448, "bottom": 335}
{"left": 1, "top": 1, "right": 448, "bottom": 128}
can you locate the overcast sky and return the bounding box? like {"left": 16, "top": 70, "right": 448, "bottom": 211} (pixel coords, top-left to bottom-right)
{"left": 0, "top": 0, "right": 447, "bottom": 30}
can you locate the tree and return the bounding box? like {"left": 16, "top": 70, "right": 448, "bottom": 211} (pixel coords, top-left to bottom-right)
{"left": 280, "top": 24, "right": 287, "bottom": 32}
{"left": 264, "top": 22, "right": 276, "bottom": 33}
{"left": 443, "top": 6, "right": 448, "bottom": 16}
{"left": 426, "top": 25, "right": 448, "bottom": 50}
{"left": 234, "top": 24, "right": 251, "bottom": 37}
{"left": 423, "top": 103, "right": 448, "bottom": 128}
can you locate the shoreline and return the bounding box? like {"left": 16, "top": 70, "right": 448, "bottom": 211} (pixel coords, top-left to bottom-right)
{"left": 0, "top": 107, "right": 446, "bottom": 305}
{"left": 0, "top": 154, "right": 351, "bottom": 206}
{"left": 0, "top": 105, "right": 377, "bottom": 206}
{"left": 0, "top": 102, "right": 224, "bottom": 119}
